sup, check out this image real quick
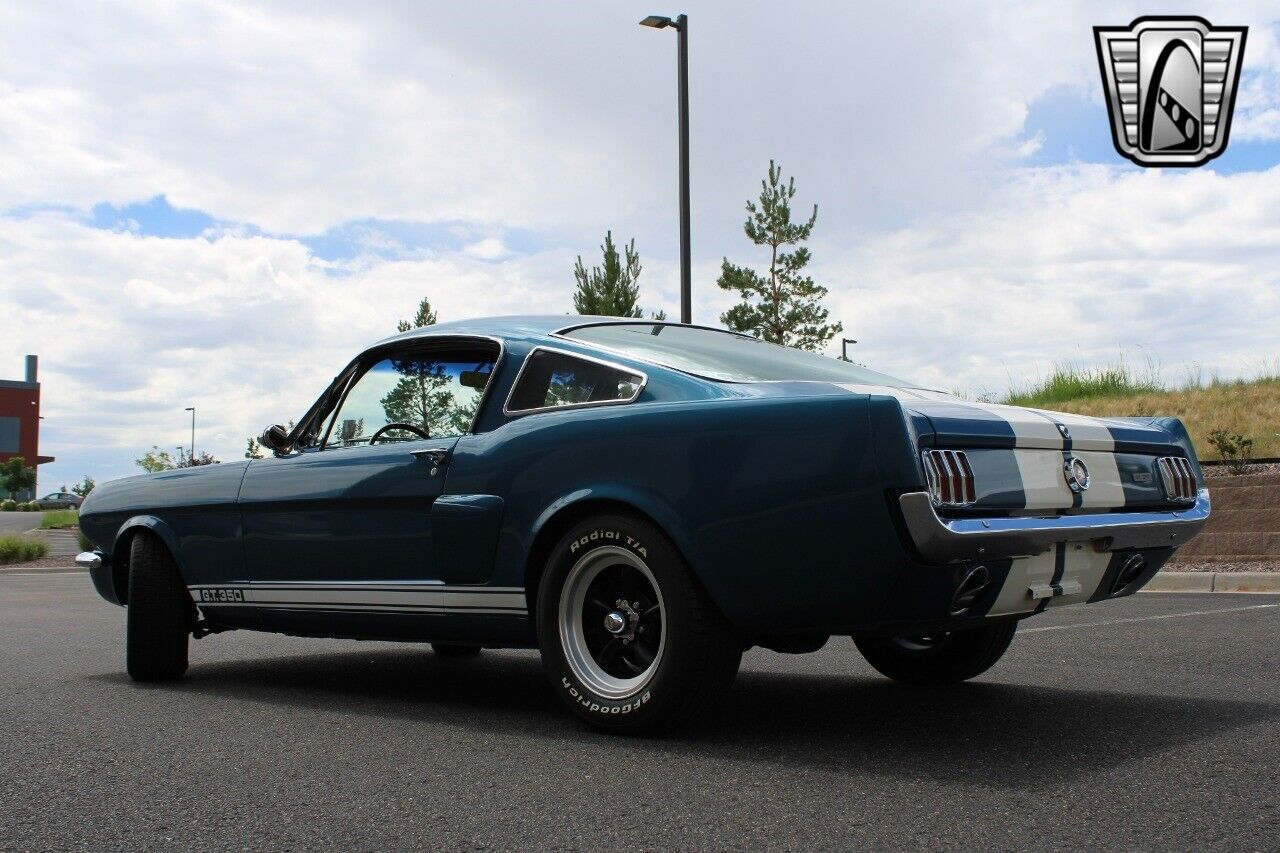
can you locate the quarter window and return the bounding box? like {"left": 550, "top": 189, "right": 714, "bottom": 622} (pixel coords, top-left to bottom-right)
{"left": 506, "top": 349, "right": 643, "bottom": 414}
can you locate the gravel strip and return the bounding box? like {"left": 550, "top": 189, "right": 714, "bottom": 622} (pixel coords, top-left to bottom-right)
{"left": 1202, "top": 461, "right": 1280, "bottom": 477}
{"left": 1167, "top": 560, "right": 1280, "bottom": 574}
{"left": 0, "top": 556, "right": 80, "bottom": 572}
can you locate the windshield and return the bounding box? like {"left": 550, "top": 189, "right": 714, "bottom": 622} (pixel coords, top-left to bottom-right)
{"left": 562, "top": 323, "right": 916, "bottom": 386}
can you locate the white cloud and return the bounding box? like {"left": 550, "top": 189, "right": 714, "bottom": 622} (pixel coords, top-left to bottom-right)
{"left": 463, "top": 237, "right": 509, "bottom": 260}
{"left": 0, "top": 213, "right": 577, "bottom": 489}
{"left": 813, "top": 164, "right": 1280, "bottom": 395}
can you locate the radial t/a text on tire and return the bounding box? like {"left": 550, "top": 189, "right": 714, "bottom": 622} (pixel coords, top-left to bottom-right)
{"left": 536, "top": 514, "right": 741, "bottom": 733}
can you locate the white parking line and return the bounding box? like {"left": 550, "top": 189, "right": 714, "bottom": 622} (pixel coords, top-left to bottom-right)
{"left": 1021, "top": 603, "right": 1278, "bottom": 634}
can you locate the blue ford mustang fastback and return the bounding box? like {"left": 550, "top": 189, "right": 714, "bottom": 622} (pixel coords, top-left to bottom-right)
{"left": 78, "top": 316, "right": 1210, "bottom": 732}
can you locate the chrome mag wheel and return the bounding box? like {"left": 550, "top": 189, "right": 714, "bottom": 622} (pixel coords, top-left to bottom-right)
{"left": 558, "top": 545, "right": 666, "bottom": 700}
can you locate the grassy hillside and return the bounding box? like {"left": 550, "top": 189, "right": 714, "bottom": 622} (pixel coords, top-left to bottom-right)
{"left": 1004, "top": 365, "right": 1280, "bottom": 461}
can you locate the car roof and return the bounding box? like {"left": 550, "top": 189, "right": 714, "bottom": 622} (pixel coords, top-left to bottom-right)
{"left": 373, "top": 315, "right": 712, "bottom": 347}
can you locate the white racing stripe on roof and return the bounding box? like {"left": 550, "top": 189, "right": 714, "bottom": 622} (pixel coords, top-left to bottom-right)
{"left": 832, "top": 382, "right": 927, "bottom": 399}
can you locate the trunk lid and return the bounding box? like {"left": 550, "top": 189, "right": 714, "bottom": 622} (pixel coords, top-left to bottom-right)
{"left": 832, "top": 384, "right": 1192, "bottom": 513}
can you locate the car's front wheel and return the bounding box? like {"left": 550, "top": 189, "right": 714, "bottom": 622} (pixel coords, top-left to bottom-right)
{"left": 536, "top": 514, "right": 742, "bottom": 733}
{"left": 125, "top": 532, "right": 197, "bottom": 681}
{"left": 853, "top": 621, "right": 1017, "bottom": 685}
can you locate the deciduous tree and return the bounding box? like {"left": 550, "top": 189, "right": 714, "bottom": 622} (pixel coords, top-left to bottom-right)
{"left": 135, "top": 447, "right": 176, "bottom": 473}
{"left": 1, "top": 458, "right": 36, "bottom": 499}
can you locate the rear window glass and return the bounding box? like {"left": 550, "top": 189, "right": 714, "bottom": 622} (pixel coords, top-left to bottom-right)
{"left": 562, "top": 323, "right": 915, "bottom": 386}
{"left": 506, "top": 349, "right": 643, "bottom": 413}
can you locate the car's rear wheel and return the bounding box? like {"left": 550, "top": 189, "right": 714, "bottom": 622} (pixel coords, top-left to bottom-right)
{"left": 431, "top": 643, "right": 482, "bottom": 658}
{"left": 125, "top": 533, "right": 196, "bottom": 681}
{"left": 536, "top": 514, "right": 741, "bottom": 733}
{"left": 853, "top": 621, "right": 1017, "bottom": 685}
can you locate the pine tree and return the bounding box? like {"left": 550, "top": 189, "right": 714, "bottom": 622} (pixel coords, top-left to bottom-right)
{"left": 381, "top": 297, "right": 475, "bottom": 437}
{"left": 717, "top": 160, "right": 842, "bottom": 351}
{"left": 573, "top": 232, "right": 644, "bottom": 317}
{"left": 397, "top": 297, "right": 438, "bottom": 333}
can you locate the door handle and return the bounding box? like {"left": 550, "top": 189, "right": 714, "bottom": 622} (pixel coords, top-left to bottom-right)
{"left": 410, "top": 447, "right": 451, "bottom": 474}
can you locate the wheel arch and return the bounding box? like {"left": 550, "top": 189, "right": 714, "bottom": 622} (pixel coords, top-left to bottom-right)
{"left": 110, "top": 516, "right": 186, "bottom": 605}
{"left": 522, "top": 488, "right": 697, "bottom": 617}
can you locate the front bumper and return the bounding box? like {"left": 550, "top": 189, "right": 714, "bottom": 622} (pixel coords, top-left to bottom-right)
{"left": 899, "top": 489, "right": 1210, "bottom": 563}
{"left": 78, "top": 550, "right": 122, "bottom": 605}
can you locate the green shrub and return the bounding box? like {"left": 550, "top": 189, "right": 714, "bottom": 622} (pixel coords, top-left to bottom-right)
{"left": 0, "top": 534, "right": 48, "bottom": 565}
{"left": 1207, "top": 429, "right": 1254, "bottom": 476}
{"left": 39, "top": 509, "right": 79, "bottom": 529}
{"left": 0, "top": 499, "right": 15, "bottom": 512}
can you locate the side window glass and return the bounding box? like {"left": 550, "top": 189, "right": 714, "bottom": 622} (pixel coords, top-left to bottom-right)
{"left": 506, "top": 350, "right": 643, "bottom": 414}
{"left": 323, "top": 352, "right": 495, "bottom": 447}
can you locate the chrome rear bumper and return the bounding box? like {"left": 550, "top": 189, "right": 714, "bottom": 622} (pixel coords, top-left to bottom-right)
{"left": 899, "top": 489, "right": 1210, "bottom": 563}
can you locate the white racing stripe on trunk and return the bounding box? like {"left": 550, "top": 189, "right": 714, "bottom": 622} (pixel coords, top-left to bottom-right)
{"left": 1074, "top": 450, "right": 1125, "bottom": 509}
{"left": 1051, "top": 411, "right": 1117, "bottom": 452}
{"left": 1013, "top": 449, "right": 1069, "bottom": 511}
{"left": 984, "top": 404, "right": 1064, "bottom": 449}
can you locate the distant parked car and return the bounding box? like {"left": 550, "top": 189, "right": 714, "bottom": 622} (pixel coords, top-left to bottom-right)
{"left": 37, "top": 492, "right": 82, "bottom": 510}
{"left": 78, "top": 316, "right": 1209, "bottom": 733}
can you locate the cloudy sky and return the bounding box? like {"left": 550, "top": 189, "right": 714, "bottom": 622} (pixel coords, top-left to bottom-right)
{"left": 3, "top": 1, "right": 1279, "bottom": 490}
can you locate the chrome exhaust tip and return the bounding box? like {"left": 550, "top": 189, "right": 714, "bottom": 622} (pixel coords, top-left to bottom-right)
{"left": 949, "top": 565, "right": 991, "bottom": 616}
{"left": 1111, "top": 554, "right": 1148, "bottom": 596}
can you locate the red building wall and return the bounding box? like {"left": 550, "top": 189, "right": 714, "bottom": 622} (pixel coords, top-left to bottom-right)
{"left": 0, "top": 356, "right": 52, "bottom": 499}
{"left": 0, "top": 384, "right": 42, "bottom": 464}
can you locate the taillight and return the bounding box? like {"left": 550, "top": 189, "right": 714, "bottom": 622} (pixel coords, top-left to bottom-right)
{"left": 922, "top": 449, "right": 977, "bottom": 507}
{"left": 1157, "top": 456, "right": 1198, "bottom": 502}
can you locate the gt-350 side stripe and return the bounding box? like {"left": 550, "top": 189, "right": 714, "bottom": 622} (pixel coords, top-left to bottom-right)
{"left": 189, "top": 583, "right": 527, "bottom": 615}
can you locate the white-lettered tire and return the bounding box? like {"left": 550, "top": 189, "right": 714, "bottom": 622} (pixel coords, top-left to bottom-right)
{"left": 536, "top": 514, "right": 742, "bottom": 733}
{"left": 125, "top": 532, "right": 196, "bottom": 682}
{"left": 431, "top": 643, "right": 482, "bottom": 658}
{"left": 853, "top": 621, "right": 1017, "bottom": 685}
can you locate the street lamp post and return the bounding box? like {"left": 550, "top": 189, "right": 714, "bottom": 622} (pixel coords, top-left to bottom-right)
{"left": 841, "top": 338, "right": 858, "bottom": 362}
{"left": 640, "top": 12, "right": 691, "bottom": 325}
{"left": 184, "top": 407, "right": 195, "bottom": 464}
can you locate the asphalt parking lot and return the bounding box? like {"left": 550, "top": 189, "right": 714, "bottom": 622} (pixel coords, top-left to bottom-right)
{"left": 0, "top": 513, "right": 42, "bottom": 536}
{"left": 1, "top": 574, "right": 1276, "bottom": 851}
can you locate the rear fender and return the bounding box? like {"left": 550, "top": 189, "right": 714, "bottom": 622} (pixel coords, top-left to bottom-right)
{"left": 529, "top": 484, "right": 695, "bottom": 566}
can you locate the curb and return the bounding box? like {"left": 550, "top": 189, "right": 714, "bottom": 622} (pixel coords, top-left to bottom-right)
{"left": 0, "top": 566, "right": 83, "bottom": 574}
{"left": 1142, "top": 571, "right": 1280, "bottom": 594}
